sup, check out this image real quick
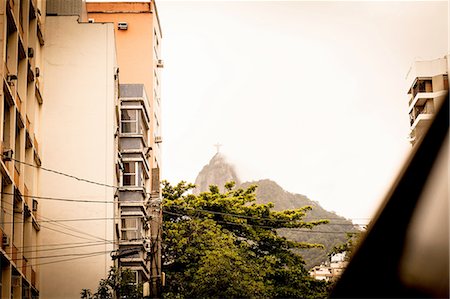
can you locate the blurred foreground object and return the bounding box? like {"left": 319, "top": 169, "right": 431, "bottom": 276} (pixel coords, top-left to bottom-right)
{"left": 331, "top": 94, "right": 448, "bottom": 298}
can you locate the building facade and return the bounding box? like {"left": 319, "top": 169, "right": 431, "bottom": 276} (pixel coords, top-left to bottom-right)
{"left": 87, "top": 2, "right": 163, "bottom": 296}
{"left": 0, "top": 0, "right": 46, "bottom": 298}
{"left": 406, "top": 56, "right": 448, "bottom": 146}
{"left": 40, "top": 14, "right": 117, "bottom": 298}
{"left": 0, "top": 0, "right": 163, "bottom": 297}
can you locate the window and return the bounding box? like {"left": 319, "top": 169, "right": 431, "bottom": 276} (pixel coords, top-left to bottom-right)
{"left": 121, "top": 109, "right": 138, "bottom": 134}
{"left": 122, "top": 162, "right": 144, "bottom": 187}
{"left": 127, "top": 270, "right": 140, "bottom": 286}
{"left": 120, "top": 109, "right": 144, "bottom": 135}
{"left": 121, "top": 217, "right": 142, "bottom": 241}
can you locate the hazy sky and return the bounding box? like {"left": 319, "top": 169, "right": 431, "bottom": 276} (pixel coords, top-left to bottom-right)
{"left": 157, "top": 1, "right": 448, "bottom": 223}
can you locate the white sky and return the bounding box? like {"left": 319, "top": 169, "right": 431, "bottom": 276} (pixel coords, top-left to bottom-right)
{"left": 156, "top": 1, "right": 448, "bottom": 223}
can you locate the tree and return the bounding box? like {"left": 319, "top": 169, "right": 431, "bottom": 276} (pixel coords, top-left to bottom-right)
{"left": 329, "top": 230, "right": 365, "bottom": 261}
{"left": 86, "top": 267, "right": 142, "bottom": 299}
{"left": 80, "top": 289, "right": 92, "bottom": 299}
{"left": 162, "top": 181, "right": 331, "bottom": 298}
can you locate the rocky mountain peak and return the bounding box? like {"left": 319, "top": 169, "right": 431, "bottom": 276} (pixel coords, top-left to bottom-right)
{"left": 194, "top": 153, "right": 241, "bottom": 194}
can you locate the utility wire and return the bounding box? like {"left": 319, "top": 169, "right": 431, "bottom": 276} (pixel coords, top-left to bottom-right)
{"left": 164, "top": 207, "right": 363, "bottom": 226}
{"left": 13, "top": 250, "right": 112, "bottom": 261}
{"left": 0, "top": 192, "right": 366, "bottom": 227}
{"left": 0, "top": 159, "right": 370, "bottom": 223}
{"left": 19, "top": 241, "right": 114, "bottom": 255}
{"left": 24, "top": 251, "right": 109, "bottom": 268}
{"left": 163, "top": 210, "right": 357, "bottom": 234}
{"left": 9, "top": 157, "right": 118, "bottom": 189}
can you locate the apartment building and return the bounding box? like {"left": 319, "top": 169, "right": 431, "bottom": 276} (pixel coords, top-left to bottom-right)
{"left": 406, "top": 56, "right": 449, "bottom": 146}
{"left": 40, "top": 11, "right": 117, "bottom": 298}
{"left": 0, "top": 0, "right": 163, "bottom": 297}
{"left": 87, "top": 2, "right": 163, "bottom": 296}
{"left": 0, "top": 0, "right": 46, "bottom": 298}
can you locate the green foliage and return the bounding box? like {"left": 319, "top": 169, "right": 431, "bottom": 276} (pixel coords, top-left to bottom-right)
{"left": 329, "top": 231, "right": 364, "bottom": 261}
{"left": 162, "top": 180, "right": 331, "bottom": 298}
{"left": 80, "top": 289, "right": 92, "bottom": 299}
{"left": 241, "top": 179, "right": 358, "bottom": 269}
{"left": 86, "top": 267, "right": 142, "bottom": 299}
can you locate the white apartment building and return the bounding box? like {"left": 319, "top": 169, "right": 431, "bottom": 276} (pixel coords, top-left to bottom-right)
{"left": 406, "top": 56, "right": 448, "bottom": 146}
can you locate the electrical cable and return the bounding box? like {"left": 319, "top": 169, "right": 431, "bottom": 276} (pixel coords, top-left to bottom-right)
{"left": 163, "top": 210, "right": 357, "bottom": 234}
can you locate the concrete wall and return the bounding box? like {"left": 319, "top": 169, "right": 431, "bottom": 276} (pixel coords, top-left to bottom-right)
{"left": 41, "top": 16, "right": 117, "bottom": 299}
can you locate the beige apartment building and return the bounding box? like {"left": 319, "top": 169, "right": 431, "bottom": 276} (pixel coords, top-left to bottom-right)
{"left": 406, "top": 56, "right": 448, "bottom": 146}
{"left": 0, "top": 0, "right": 46, "bottom": 298}
{"left": 40, "top": 12, "right": 117, "bottom": 299}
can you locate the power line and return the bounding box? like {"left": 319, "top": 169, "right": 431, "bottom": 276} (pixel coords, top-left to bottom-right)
{"left": 0, "top": 191, "right": 141, "bottom": 204}
{"left": 20, "top": 241, "right": 113, "bottom": 255}
{"left": 13, "top": 250, "right": 112, "bottom": 261}
{"left": 40, "top": 224, "right": 106, "bottom": 242}
{"left": 163, "top": 206, "right": 363, "bottom": 226}
{"left": 24, "top": 251, "right": 110, "bottom": 268}
{"left": 0, "top": 191, "right": 367, "bottom": 227}
{"left": 163, "top": 210, "right": 357, "bottom": 234}
{"left": 9, "top": 157, "right": 118, "bottom": 190}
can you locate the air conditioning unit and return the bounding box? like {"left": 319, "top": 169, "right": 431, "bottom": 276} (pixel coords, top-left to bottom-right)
{"left": 32, "top": 199, "right": 38, "bottom": 212}
{"left": 28, "top": 47, "right": 34, "bottom": 58}
{"left": 88, "top": 18, "right": 95, "bottom": 23}
{"left": 35, "top": 67, "right": 40, "bottom": 78}
{"left": 144, "top": 240, "right": 151, "bottom": 252}
{"left": 2, "top": 234, "right": 9, "bottom": 246}
{"left": 154, "top": 136, "right": 162, "bottom": 144}
{"left": 156, "top": 59, "right": 164, "bottom": 68}
{"left": 118, "top": 22, "right": 128, "bottom": 30}
{"left": 2, "top": 149, "right": 13, "bottom": 161}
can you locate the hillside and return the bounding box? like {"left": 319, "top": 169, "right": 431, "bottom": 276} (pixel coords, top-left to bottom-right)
{"left": 194, "top": 154, "right": 357, "bottom": 268}
{"left": 241, "top": 179, "right": 356, "bottom": 268}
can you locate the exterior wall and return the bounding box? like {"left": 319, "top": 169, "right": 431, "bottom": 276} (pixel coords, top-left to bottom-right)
{"left": 0, "top": 0, "right": 45, "bottom": 298}
{"left": 40, "top": 16, "right": 117, "bottom": 299}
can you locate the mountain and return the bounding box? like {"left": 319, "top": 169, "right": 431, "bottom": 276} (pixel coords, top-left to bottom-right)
{"left": 194, "top": 153, "right": 240, "bottom": 194}
{"left": 194, "top": 154, "right": 357, "bottom": 268}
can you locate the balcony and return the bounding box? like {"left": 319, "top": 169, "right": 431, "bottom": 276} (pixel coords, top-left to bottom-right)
{"left": 37, "top": 16, "right": 44, "bottom": 46}
{"left": 35, "top": 77, "right": 43, "bottom": 104}
{"left": 411, "top": 113, "right": 433, "bottom": 131}
{"left": 33, "top": 136, "right": 41, "bottom": 166}
{"left": 408, "top": 90, "right": 447, "bottom": 113}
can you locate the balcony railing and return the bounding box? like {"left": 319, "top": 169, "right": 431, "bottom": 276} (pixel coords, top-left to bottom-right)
{"left": 411, "top": 80, "right": 432, "bottom": 99}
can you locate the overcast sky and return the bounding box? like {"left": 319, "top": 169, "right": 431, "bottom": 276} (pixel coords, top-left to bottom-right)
{"left": 157, "top": 1, "right": 448, "bottom": 223}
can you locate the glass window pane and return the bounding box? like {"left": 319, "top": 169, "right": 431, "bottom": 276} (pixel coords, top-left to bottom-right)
{"left": 123, "top": 174, "right": 135, "bottom": 186}
{"left": 122, "top": 122, "right": 137, "bottom": 134}
{"left": 123, "top": 163, "right": 136, "bottom": 173}
{"left": 121, "top": 110, "right": 136, "bottom": 121}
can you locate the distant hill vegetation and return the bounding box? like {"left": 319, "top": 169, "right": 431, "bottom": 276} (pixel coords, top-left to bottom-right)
{"left": 194, "top": 153, "right": 358, "bottom": 268}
